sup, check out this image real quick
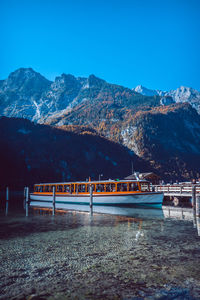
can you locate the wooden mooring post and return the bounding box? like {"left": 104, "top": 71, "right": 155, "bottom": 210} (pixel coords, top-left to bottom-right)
{"left": 23, "top": 187, "right": 27, "bottom": 210}
{"left": 52, "top": 186, "right": 56, "bottom": 216}
{"left": 196, "top": 216, "right": 200, "bottom": 236}
{"left": 193, "top": 207, "right": 197, "bottom": 228}
{"left": 5, "top": 187, "right": 9, "bottom": 216}
{"left": 196, "top": 196, "right": 200, "bottom": 217}
{"left": 25, "top": 187, "right": 29, "bottom": 217}
{"left": 192, "top": 185, "right": 196, "bottom": 207}
{"left": 89, "top": 185, "right": 93, "bottom": 215}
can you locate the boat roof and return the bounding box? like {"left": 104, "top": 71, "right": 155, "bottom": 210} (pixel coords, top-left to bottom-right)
{"left": 34, "top": 179, "right": 149, "bottom": 185}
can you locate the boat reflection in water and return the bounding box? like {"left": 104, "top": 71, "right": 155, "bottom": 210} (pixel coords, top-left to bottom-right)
{"left": 30, "top": 201, "right": 164, "bottom": 220}
{"left": 30, "top": 201, "right": 200, "bottom": 237}
{"left": 30, "top": 202, "right": 165, "bottom": 243}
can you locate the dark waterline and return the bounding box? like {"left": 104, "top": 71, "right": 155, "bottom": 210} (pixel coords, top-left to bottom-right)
{"left": 0, "top": 196, "right": 200, "bottom": 299}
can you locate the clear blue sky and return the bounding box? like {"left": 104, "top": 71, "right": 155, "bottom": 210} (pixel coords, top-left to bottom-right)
{"left": 1, "top": 0, "right": 200, "bottom": 91}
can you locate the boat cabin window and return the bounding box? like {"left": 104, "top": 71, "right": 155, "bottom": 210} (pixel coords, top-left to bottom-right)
{"left": 117, "top": 183, "right": 127, "bottom": 192}
{"left": 111, "top": 183, "right": 116, "bottom": 192}
{"left": 105, "top": 184, "right": 111, "bottom": 192}
{"left": 44, "top": 185, "right": 50, "bottom": 192}
{"left": 87, "top": 184, "right": 95, "bottom": 192}
{"left": 39, "top": 186, "right": 44, "bottom": 192}
{"left": 117, "top": 184, "right": 121, "bottom": 192}
{"left": 49, "top": 185, "right": 56, "bottom": 192}
{"left": 64, "top": 184, "right": 71, "bottom": 193}
{"left": 57, "top": 185, "right": 63, "bottom": 192}
{"left": 129, "top": 182, "right": 139, "bottom": 191}
{"left": 122, "top": 183, "right": 127, "bottom": 191}
{"left": 78, "top": 184, "right": 87, "bottom": 193}
{"left": 96, "top": 184, "right": 104, "bottom": 192}
{"left": 140, "top": 182, "right": 150, "bottom": 192}
{"left": 91, "top": 184, "right": 96, "bottom": 192}
{"left": 35, "top": 186, "right": 40, "bottom": 192}
{"left": 71, "top": 184, "right": 74, "bottom": 193}
{"left": 105, "top": 183, "right": 116, "bottom": 192}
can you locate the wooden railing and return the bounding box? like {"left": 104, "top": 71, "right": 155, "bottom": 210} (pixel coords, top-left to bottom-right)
{"left": 153, "top": 184, "right": 200, "bottom": 196}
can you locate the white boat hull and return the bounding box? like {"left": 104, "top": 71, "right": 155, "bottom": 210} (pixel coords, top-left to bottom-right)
{"left": 30, "top": 192, "right": 163, "bottom": 208}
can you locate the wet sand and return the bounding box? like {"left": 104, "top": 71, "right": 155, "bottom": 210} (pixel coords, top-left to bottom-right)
{"left": 0, "top": 209, "right": 200, "bottom": 299}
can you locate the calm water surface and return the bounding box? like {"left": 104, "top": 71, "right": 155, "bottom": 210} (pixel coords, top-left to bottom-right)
{"left": 0, "top": 201, "right": 200, "bottom": 300}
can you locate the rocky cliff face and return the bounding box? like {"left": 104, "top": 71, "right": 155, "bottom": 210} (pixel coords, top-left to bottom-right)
{"left": 0, "top": 68, "right": 52, "bottom": 121}
{"left": 0, "top": 68, "right": 87, "bottom": 122}
{"left": 121, "top": 103, "right": 200, "bottom": 180}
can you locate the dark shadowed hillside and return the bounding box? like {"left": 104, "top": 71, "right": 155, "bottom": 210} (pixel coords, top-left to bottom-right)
{"left": 0, "top": 117, "right": 152, "bottom": 189}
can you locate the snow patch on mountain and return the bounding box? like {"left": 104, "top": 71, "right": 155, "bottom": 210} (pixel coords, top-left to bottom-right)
{"left": 32, "top": 100, "right": 41, "bottom": 120}
{"left": 82, "top": 79, "right": 89, "bottom": 89}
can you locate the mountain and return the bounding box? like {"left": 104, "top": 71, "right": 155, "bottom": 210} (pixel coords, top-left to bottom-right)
{"left": 0, "top": 68, "right": 161, "bottom": 124}
{"left": 1, "top": 68, "right": 200, "bottom": 182}
{"left": 134, "top": 85, "right": 200, "bottom": 114}
{"left": 0, "top": 117, "right": 151, "bottom": 189}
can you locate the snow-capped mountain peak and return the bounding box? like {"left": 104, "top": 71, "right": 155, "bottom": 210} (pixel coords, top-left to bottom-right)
{"left": 134, "top": 85, "right": 200, "bottom": 113}
{"left": 134, "top": 85, "right": 160, "bottom": 96}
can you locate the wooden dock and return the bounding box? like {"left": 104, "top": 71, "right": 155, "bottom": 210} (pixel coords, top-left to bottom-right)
{"left": 154, "top": 183, "right": 200, "bottom": 196}
{"left": 153, "top": 183, "right": 200, "bottom": 207}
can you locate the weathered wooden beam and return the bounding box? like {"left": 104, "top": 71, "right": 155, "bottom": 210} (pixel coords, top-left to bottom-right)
{"left": 52, "top": 186, "right": 56, "bottom": 216}
{"left": 90, "top": 185, "right": 93, "bottom": 215}
{"left": 5, "top": 187, "right": 9, "bottom": 216}
{"left": 192, "top": 185, "right": 196, "bottom": 207}
{"left": 196, "top": 196, "right": 200, "bottom": 217}
{"left": 26, "top": 187, "right": 29, "bottom": 217}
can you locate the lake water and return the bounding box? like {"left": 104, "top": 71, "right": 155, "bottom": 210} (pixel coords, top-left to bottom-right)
{"left": 0, "top": 199, "right": 200, "bottom": 299}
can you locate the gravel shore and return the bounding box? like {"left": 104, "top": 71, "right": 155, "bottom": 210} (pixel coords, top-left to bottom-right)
{"left": 0, "top": 210, "right": 200, "bottom": 299}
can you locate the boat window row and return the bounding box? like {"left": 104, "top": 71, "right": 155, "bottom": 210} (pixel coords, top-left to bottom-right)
{"left": 34, "top": 182, "right": 147, "bottom": 193}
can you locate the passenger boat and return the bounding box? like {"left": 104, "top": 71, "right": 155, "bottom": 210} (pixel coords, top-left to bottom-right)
{"left": 30, "top": 178, "right": 163, "bottom": 208}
